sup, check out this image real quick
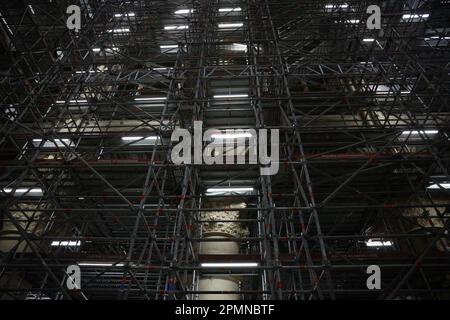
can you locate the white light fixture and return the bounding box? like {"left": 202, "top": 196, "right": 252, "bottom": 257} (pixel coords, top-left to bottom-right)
{"left": 218, "top": 23, "right": 243, "bottom": 29}
{"left": 164, "top": 25, "right": 189, "bottom": 30}
{"left": 78, "top": 262, "right": 125, "bottom": 267}
{"left": 160, "top": 45, "right": 179, "bottom": 53}
{"left": 108, "top": 28, "right": 130, "bottom": 33}
{"left": 134, "top": 97, "right": 167, "bottom": 101}
{"left": 427, "top": 183, "right": 450, "bottom": 190}
{"left": 114, "top": 12, "right": 135, "bottom": 18}
{"left": 325, "top": 4, "right": 349, "bottom": 9}
{"left": 363, "top": 38, "right": 375, "bottom": 42}
{"left": 211, "top": 132, "right": 253, "bottom": 139}
{"left": 56, "top": 99, "right": 88, "bottom": 104}
{"left": 51, "top": 240, "right": 81, "bottom": 247}
{"left": 28, "top": 5, "right": 36, "bottom": 15}
{"left": 346, "top": 19, "right": 360, "bottom": 24}
{"left": 402, "top": 13, "right": 430, "bottom": 20}
{"left": 213, "top": 94, "right": 248, "bottom": 99}
{"left": 200, "top": 262, "right": 258, "bottom": 268}
{"left": 122, "top": 136, "right": 157, "bottom": 141}
{"left": 33, "top": 139, "right": 73, "bottom": 148}
{"left": 219, "top": 7, "right": 242, "bottom": 12}
{"left": 401, "top": 130, "right": 439, "bottom": 135}
{"left": 2, "top": 188, "right": 43, "bottom": 196}
{"left": 366, "top": 239, "right": 393, "bottom": 247}
{"left": 175, "top": 9, "right": 194, "bottom": 14}
{"left": 75, "top": 70, "right": 95, "bottom": 74}
{"left": 160, "top": 45, "right": 178, "bottom": 49}
{"left": 206, "top": 187, "right": 254, "bottom": 194}
{"left": 92, "top": 48, "right": 101, "bottom": 52}
{"left": 0, "top": 13, "right": 13, "bottom": 35}
{"left": 230, "top": 43, "right": 247, "bottom": 52}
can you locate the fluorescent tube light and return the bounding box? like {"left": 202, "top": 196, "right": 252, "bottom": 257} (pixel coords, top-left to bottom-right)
{"left": 134, "top": 97, "right": 167, "bottom": 101}
{"left": 219, "top": 8, "right": 242, "bottom": 12}
{"left": 56, "top": 100, "right": 88, "bottom": 104}
{"left": 78, "top": 262, "right": 125, "bottom": 267}
{"left": 366, "top": 239, "right": 393, "bottom": 247}
{"left": 28, "top": 5, "right": 36, "bottom": 15}
{"left": 211, "top": 132, "right": 253, "bottom": 139}
{"left": 206, "top": 187, "right": 254, "bottom": 193}
{"left": 218, "top": 23, "right": 243, "bottom": 29}
{"left": 230, "top": 43, "right": 247, "bottom": 51}
{"left": 122, "top": 136, "right": 158, "bottom": 141}
{"left": 213, "top": 94, "right": 248, "bottom": 99}
{"left": 363, "top": 38, "right": 375, "bottom": 42}
{"left": 401, "top": 130, "right": 439, "bottom": 135}
{"left": 160, "top": 45, "right": 178, "bottom": 49}
{"left": 51, "top": 240, "right": 81, "bottom": 247}
{"left": 2, "top": 188, "right": 43, "bottom": 196}
{"left": 427, "top": 183, "right": 450, "bottom": 190}
{"left": 108, "top": 28, "right": 130, "bottom": 33}
{"left": 175, "top": 9, "right": 194, "bottom": 14}
{"left": 33, "top": 139, "right": 73, "bottom": 148}
{"left": 164, "top": 25, "right": 189, "bottom": 30}
{"left": 200, "top": 262, "right": 258, "bottom": 268}
{"left": 114, "top": 13, "right": 135, "bottom": 18}
{"left": 402, "top": 13, "right": 429, "bottom": 20}
{"left": 325, "top": 4, "right": 349, "bottom": 9}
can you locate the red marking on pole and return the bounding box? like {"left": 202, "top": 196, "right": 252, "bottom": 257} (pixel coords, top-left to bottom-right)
{"left": 268, "top": 192, "right": 272, "bottom": 200}
{"left": 276, "top": 282, "right": 283, "bottom": 289}
{"left": 64, "top": 208, "right": 72, "bottom": 213}
{"left": 309, "top": 192, "right": 314, "bottom": 199}
{"left": 383, "top": 203, "right": 394, "bottom": 209}
{"left": 157, "top": 208, "right": 164, "bottom": 214}
{"left": 186, "top": 223, "right": 192, "bottom": 230}
{"left": 139, "top": 195, "right": 145, "bottom": 201}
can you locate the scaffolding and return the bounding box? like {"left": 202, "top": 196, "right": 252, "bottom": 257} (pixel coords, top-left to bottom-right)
{"left": 0, "top": 0, "right": 449, "bottom": 300}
